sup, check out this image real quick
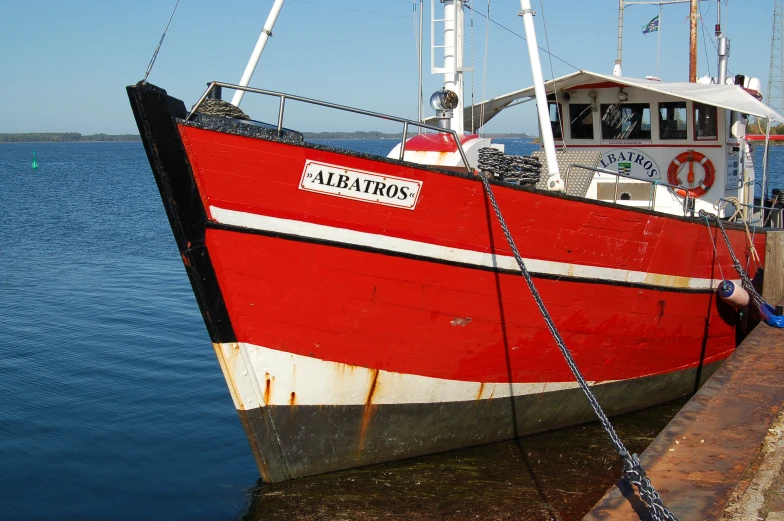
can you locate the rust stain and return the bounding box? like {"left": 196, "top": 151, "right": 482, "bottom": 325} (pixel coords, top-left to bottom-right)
{"left": 357, "top": 369, "right": 380, "bottom": 455}
{"left": 476, "top": 382, "right": 485, "bottom": 400}
{"left": 289, "top": 391, "right": 296, "bottom": 406}
{"left": 181, "top": 253, "right": 190, "bottom": 267}
{"left": 263, "top": 372, "right": 271, "bottom": 405}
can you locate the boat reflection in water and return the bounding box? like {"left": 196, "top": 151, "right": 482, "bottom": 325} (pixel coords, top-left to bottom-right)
{"left": 240, "top": 399, "right": 686, "bottom": 521}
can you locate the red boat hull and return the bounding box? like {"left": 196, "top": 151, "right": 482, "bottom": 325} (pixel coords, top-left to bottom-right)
{"left": 128, "top": 83, "right": 765, "bottom": 482}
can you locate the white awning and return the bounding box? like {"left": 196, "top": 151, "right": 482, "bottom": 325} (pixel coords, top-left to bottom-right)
{"left": 429, "top": 70, "right": 784, "bottom": 130}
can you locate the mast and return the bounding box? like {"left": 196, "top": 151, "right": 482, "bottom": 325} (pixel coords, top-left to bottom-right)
{"left": 442, "top": 1, "right": 465, "bottom": 134}
{"left": 231, "top": 0, "right": 286, "bottom": 107}
{"left": 689, "top": 0, "right": 698, "bottom": 82}
{"left": 614, "top": 0, "right": 624, "bottom": 76}
{"left": 519, "top": 0, "right": 563, "bottom": 191}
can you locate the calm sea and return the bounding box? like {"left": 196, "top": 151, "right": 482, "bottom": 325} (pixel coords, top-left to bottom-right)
{"left": 0, "top": 139, "right": 781, "bottom": 520}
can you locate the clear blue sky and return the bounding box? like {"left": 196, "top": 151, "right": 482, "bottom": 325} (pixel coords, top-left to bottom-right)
{"left": 0, "top": 0, "right": 773, "bottom": 134}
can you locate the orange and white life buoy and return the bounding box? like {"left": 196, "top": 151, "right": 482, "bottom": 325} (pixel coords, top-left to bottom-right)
{"left": 667, "top": 150, "right": 716, "bottom": 198}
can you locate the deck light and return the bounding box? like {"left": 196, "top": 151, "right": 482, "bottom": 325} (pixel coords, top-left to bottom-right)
{"left": 430, "top": 89, "right": 459, "bottom": 111}
{"left": 618, "top": 88, "right": 628, "bottom": 102}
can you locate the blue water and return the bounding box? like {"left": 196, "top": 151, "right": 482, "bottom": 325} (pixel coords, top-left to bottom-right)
{"left": 0, "top": 140, "right": 782, "bottom": 520}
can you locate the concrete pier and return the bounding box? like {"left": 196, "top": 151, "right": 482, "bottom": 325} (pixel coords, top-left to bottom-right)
{"left": 583, "top": 319, "right": 784, "bottom": 521}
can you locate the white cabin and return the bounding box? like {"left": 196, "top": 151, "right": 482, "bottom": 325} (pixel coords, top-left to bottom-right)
{"left": 457, "top": 71, "right": 783, "bottom": 219}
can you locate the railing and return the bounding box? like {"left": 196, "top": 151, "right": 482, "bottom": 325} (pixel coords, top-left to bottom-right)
{"left": 564, "top": 164, "right": 695, "bottom": 214}
{"left": 719, "top": 198, "right": 784, "bottom": 229}
{"left": 187, "top": 81, "right": 473, "bottom": 174}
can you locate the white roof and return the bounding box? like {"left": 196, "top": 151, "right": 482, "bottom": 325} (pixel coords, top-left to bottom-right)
{"left": 435, "top": 70, "right": 784, "bottom": 130}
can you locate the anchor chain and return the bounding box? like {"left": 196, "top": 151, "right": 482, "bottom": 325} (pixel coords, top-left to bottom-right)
{"left": 194, "top": 98, "right": 251, "bottom": 120}
{"left": 700, "top": 210, "right": 765, "bottom": 309}
{"left": 477, "top": 169, "right": 678, "bottom": 521}
{"left": 478, "top": 147, "right": 542, "bottom": 185}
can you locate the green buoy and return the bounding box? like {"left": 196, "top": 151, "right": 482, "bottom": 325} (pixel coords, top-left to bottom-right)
{"left": 32, "top": 151, "right": 38, "bottom": 170}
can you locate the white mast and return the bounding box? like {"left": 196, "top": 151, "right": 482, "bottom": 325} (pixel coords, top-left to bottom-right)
{"left": 231, "top": 0, "right": 286, "bottom": 107}
{"left": 519, "top": 0, "right": 563, "bottom": 191}
{"left": 442, "top": 1, "right": 465, "bottom": 134}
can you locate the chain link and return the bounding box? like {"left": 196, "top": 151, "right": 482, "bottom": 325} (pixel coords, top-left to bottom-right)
{"left": 478, "top": 148, "right": 541, "bottom": 185}
{"left": 700, "top": 210, "right": 765, "bottom": 309}
{"left": 477, "top": 169, "right": 678, "bottom": 521}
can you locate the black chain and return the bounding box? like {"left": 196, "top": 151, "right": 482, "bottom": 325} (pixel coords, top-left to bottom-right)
{"left": 478, "top": 147, "right": 541, "bottom": 185}
{"left": 477, "top": 169, "right": 678, "bottom": 521}
{"left": 194, "top": 98, "right": 251, "bottom": 120}
{"left": 700, "top": 210, "right": 765, "bottom": 309}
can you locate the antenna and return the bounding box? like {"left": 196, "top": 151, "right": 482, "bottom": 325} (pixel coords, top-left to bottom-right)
{"left": 768, "top": 0, "right": 784, "bottom": 117}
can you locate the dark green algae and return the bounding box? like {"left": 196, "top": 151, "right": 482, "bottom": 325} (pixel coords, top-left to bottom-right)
{"left": 240, "top": 398, "right": 687, "bottom": 521}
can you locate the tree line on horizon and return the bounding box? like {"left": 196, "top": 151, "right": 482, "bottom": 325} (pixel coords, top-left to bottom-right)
{"left": 0, "top": 133, "right": 142, "bottom": 143}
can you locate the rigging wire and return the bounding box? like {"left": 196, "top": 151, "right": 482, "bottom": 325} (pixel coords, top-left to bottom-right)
{"left": 142, "top": 0, "right": 181, "bottom": 84}
{"left": 479, "top": 0, "right": 491, "bottom": 137}
{"left": 464, "top": 3, "right": 581, "bottom": 71}
{"left": 699, "top": 4, "right": 712, "bottom": 77}
{"left": 470, "top": 4, "right": 476, "bottom": 134}
{"left": 289, "top": 0, "right": 410, "bottom": 20}
{"left": 538, "top": 0, "right": 565, "bottom": 150}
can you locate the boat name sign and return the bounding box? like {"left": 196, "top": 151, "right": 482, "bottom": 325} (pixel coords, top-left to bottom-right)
{"left": 300, "top": 160, "right": 422, "bottom": 209}
{"left": 599, "top": 149, "right": 661, "bottom": 179}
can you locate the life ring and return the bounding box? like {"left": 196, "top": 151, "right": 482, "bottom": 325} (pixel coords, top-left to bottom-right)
{"left": 667, "top": 150, "right": 715, "bottom": 198}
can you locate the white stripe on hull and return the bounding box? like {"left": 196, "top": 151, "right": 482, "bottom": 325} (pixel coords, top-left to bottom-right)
{"left": 214, "top": 342, "right": 615, "bottom": 410}
{"left": 210, "top": 206, "right": 732, "bottom": 291}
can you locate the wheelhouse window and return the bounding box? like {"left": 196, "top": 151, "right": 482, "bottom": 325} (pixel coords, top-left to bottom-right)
{"left": 601, "top": 103, "right": 651, "bottom": 140}
{"left": 659, "top": 102, "right": 687, "bottom": 140}
{"left": 694, "top": 102, "right": 718, "bottom": 140}
{"left": 548, "top": 102, "right": 563, "bottom": 139}
{"left": 569, "top": 104, "right": 594, "bottom": 139}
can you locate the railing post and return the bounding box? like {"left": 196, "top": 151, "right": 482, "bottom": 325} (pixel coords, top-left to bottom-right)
{"left": 451, "top": 131, "right": 472, "bottom": 175}
{"left": 277, "top": 96, "right": 286, "bottom": 136}
{"left": 399, "top": 122, "right": 408, "bottom": 161}
{"left": 650, "top": 182, "right": 657, "bottom": 211}
{"left": 613, "top": 176, "right": 620, "bottom": 204}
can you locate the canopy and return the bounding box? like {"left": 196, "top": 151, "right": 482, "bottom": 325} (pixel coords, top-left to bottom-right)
{"left": 429, "top": 70, "right": 784, "bottom": 130}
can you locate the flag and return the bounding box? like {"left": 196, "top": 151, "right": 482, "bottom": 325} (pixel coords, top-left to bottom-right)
{"left": 642, "top": 15, "right": 659, "bottom": 35}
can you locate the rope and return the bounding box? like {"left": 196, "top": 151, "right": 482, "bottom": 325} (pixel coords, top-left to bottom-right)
{"left": 143, "top": 0, "right": 181, "bottom": 84}
{"left": 470, "top": 3, "right": 476, "bottom": 134}
{"left": 702, "top": 215, "right": 727, "bottom": 282}
{"left": 476, "top": 169, "right": 678, "bottom": 521}
{"left": 721, "top": 197, "right": 761, "bottom": 267}
{"left": 479, "top": 0, "right": 490, "bottom": 137}
{"left": 537, "top": 0, "right": 566, "bottom": 151}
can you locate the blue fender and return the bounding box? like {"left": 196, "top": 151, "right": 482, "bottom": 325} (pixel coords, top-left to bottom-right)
{"left": 759, "top": 303, "right": 784, "bottom": 328}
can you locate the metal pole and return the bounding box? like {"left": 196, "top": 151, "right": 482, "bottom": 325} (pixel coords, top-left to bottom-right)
{"left": 231, "top": 0, "right": 286, "bottom": 107}
{"left": 689, "top": 0, "right": 698, "bottom": 82}
{"left": 656, "top": 3, "right": 662, "bottom": 77}
{"left": 442, "top": 1, "right": 465, "bottom": 134}
{"left": 400, "top": 122, "right": 409, "bottom": 161}
{"left": 417, "top": 0, "right": 424, "bottom": 131}
{"left": 614, "top": 0, "right": 624, "bottom": 76}
{"left": 762, "top": 118, "right": 772, "bottom": 211}
{"left": 519, "top": 0, "right": 563, "bottom": 190}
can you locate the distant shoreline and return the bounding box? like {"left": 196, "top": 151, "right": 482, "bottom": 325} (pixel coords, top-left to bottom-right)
{"left": 0, "top": 131, "right": 533, "bottom": 143}
{"left": 0, "top": 133, "right": 141, "bottom": 143}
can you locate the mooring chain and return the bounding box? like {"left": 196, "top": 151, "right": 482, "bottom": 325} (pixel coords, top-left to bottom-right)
{"left": 478, "top": 148, "right": 541, "bottom": 185}
{"left": 700, "top": 210, "right": 765, "bottom": 309}
{"left": 477, "top": 169, "right": 679, "bottom": 521}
